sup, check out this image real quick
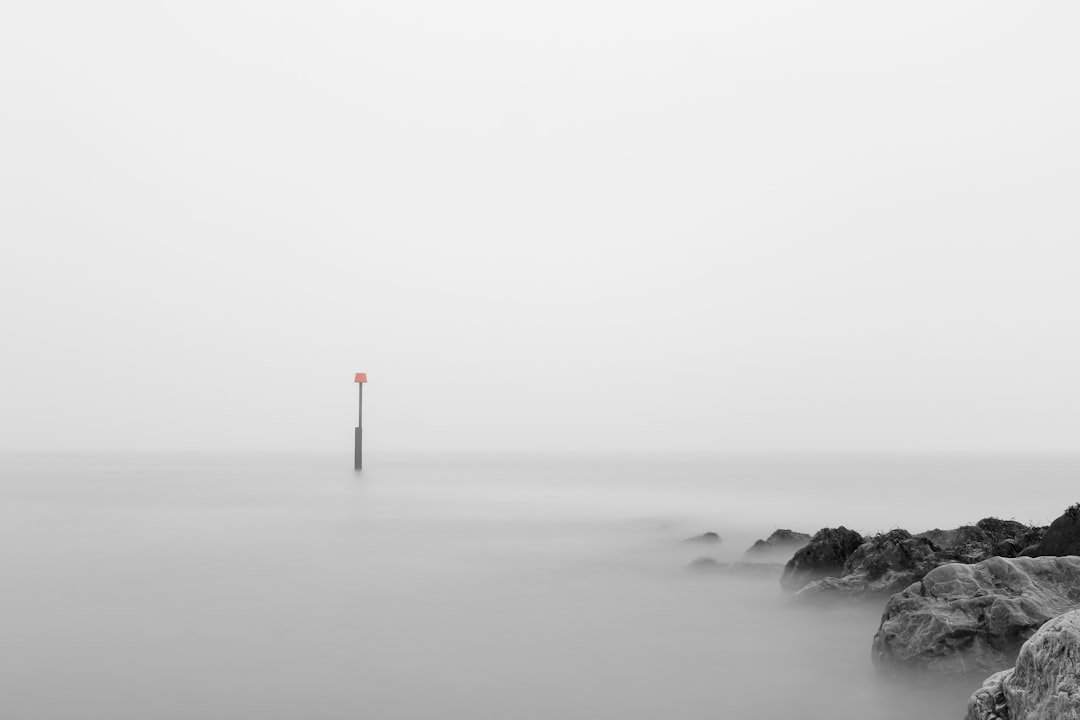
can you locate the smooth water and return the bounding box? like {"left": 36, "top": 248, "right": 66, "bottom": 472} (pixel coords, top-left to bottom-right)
{"left": 2, "top": 453, "right": 1077, "bottom": 719}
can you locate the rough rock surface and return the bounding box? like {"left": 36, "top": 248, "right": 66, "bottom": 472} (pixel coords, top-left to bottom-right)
{"left": 799, "top": 520, "right": 1046, "bottom": 601}
{"left": 967, "top": 670, "right": 1013, "bottom": 720}
{"left": 743, "top": 529, "right": 810, "bottom": 562}
{"left": 966, "top": 608, "right": 1080, "bottom": 720}
{"left": 684, "top": 532, "right": 722, "bottom": 544}
{"left": 796, "top": 529, "right": 941, "bottom": 600}
{"left": 872, "top": 556, "right": 1080, "bottom": 676}
{"left": 779, "top": 526, "right": 863, "bottom": 592}
{"left": 1021, "top": 504, "right": 1080, "bottom": 557}
{"left": 919, "top": 518, "right": 1046, "bottom": 564}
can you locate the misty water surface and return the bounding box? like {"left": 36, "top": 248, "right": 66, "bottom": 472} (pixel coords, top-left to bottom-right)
{"left": 2, "top": 454, "right": 1077, "bottom": 719}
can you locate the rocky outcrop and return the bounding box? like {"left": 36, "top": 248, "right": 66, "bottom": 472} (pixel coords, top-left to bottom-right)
{"left": 795, "top": 529, "right": 941, "bottom": 600}
{"left": 743, "top": 529, "right": 810, "bottom": 562}
{"left": 919, "top": 517, "right": 1046, "bottom": 563}
{"left": 796, "top": 520, "right": 1048, "bottom": 602}
{"left": 872, "top": 556, "right": 1080, "bottom": 676}
{"left": 1021, "top": 504, "right": 1080, "bottom": 557}
{"left": 965, "top": 608, "right": 1080, "bottom": 720}
{"left": 684, "top": 532, "right": 721, "bottom": 544}
{"left": 779, "top": 527, "right": 863, "bottom": 592}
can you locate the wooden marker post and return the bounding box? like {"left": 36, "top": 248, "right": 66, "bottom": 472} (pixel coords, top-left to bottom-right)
{"left": 354, "top": 372, "right": 367, "bottom": 469}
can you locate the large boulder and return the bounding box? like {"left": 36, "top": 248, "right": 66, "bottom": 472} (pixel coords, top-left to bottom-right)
{"left": 795, "top": 529, "right": 942, "bottom": 600}
{"left": 1021, "top": 504, "right": 1080, "bottom": 557}
{"left": 743, "top": 529, "right": 810, "bottom": 562}
{"left": 872, "top": 556, "right": 1080, "bottom": 676}
{"left": 779, "top": 526, "right": 863, "bottom": 592}
{"left": 919, "top": 517, "right": 1046, "bottom": 563}
{"left": 965, "top": 608, "right": 1080, "bottom": 720}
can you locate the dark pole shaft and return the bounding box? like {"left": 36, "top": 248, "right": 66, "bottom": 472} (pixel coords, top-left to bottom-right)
{"left": 354, "top": 384, "right": 363, "bottom": 470}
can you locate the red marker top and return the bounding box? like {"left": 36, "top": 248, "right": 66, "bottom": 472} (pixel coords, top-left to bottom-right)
{"left": 354, "top": 372, "right": 368, "bottom": 383}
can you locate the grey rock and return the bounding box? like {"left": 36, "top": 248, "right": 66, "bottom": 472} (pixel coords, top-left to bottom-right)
{"left": 743, "top": 529, "right": 811, "bottom": 562}
{"left": 872, "top": 556, "right": 1080, "bottom": 676}
{"left": 965, "top": 608, "right": 1080, "bottom": 720}
{"left": 779, "top": 526, "right": 863, "bottom": 592}
{"left": 1021, "top": 503, "right": 1080, "bottom": 557}
{"left": 796, "top": 529, "right": 941, "bottom": 601}
{"left": 684, "top": 531, "right": 722, "bottom": 544}
{"left": 799, "top": 520, "right": 1047, "bottom": 603}
{"left": 919, "top": 517, "right": 1046, "bottom": 564}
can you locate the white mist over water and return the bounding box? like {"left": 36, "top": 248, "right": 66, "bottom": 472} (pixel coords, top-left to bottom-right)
{"left": 2, "top": 453, "right": 1077, "bottom": 719}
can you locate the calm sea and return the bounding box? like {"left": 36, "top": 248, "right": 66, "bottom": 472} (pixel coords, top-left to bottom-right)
{"left": 2, "top": 453, "right": 1077, "bottom": 719}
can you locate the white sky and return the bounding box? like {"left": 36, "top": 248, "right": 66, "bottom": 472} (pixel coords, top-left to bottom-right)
{"left": 2, "top": 2, "right": 1078, "bottom": 454}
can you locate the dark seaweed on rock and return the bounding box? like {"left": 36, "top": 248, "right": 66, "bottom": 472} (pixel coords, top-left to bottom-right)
{"left": 794, "top": 529, "right": 942, "bottom": 601}
{"left": 793, "top": 519, "right": 1046, "bottom": 602}
{"left": 779, "top": 526, "right": 863, "bottom": 592}
{"left": 847, "top": 529, "right": 939, "bottom": 580}
{"left": 919, "top": 517, "right": 1046, "bottom": 563}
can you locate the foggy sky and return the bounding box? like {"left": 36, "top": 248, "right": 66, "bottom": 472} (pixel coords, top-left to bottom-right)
{"left": 2, "top": 2, "right": 1079, "bottom": 455}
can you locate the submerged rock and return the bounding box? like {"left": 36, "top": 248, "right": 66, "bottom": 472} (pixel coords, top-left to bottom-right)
{"left": 686, "top": 557, "right": 784, "bottom": 576}
{"left": 743, "top": 529, "right": 810, "bottom": 562}
{"left": 965, "top": 608, "right": 1080, "bottom": 720}
{"left": 684, "top": 532, "right": 722, "bottom": 544}
{"left": 872, "top": 556, "right": 1080, "bottom": 676}
{"left": 779, "top": 526, "right": 863, "bottom": 592}
{"left": 1021, "top": 503, "right": 1080, "bottom": 557}
{"left": 796, "top": 529, "right": 941, "bottom": 601}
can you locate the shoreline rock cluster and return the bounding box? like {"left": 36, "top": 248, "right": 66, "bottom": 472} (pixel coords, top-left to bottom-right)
{"left": 686, "top": 529, "right": 810, "bottom": 576}
{"left": 780, "top": 518, "right": 1049, "bottom": 602}
{"left": 965, "top": 608, "right": 1080, "bottom": 720}
{"left": 688, "top": 502, "right": 1080, "bottom": 717}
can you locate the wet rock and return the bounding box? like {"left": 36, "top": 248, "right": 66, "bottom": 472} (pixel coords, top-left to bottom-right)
{"left": 1021, "top": 503, "right": 1080, "bottom": 557}
{"left": 796, "top": 529, "right": 941, "bottom": 601}
{"left": 965, "top": 608, "right": 1080, "bottom": 720}
{"left": 918, "top": 517, "right": 1046, "bottom": 563}
{"left": 779, "top": 526, "right": 863, "bottom": 592}
{"left": 965, "top": 670, "right": 1012, "bottom": 720}
{"left": 684, "top": 531, "right": 722, "bottom": 544}
{"left": 872, "top": 556, "right": 1080, "bottom": 676}
{"left": 743, "top": 529, "right": 810, "bottom": 562}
